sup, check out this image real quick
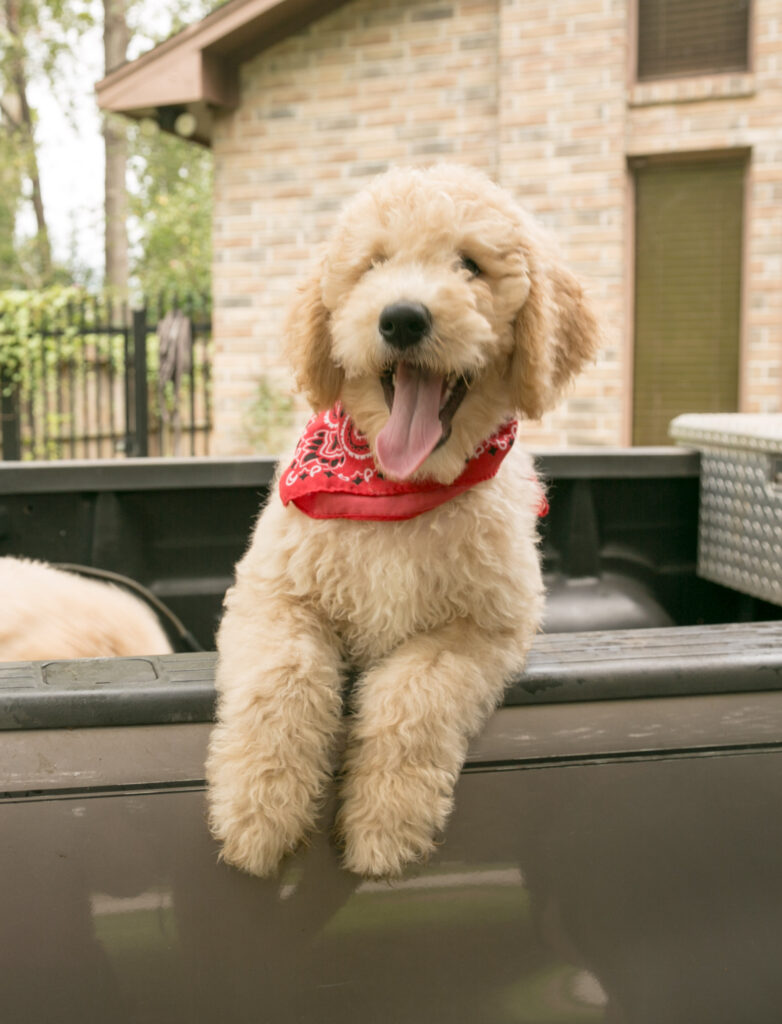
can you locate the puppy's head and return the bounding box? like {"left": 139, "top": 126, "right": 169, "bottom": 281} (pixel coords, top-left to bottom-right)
{"left": 286, "top": 164, "right": 600, "bottom": 483}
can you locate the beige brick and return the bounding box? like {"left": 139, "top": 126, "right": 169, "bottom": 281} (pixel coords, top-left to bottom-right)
{"left": 207, "top": 0, "right": 782, "bottom": 453}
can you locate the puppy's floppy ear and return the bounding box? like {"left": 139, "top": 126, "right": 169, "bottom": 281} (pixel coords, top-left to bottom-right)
{"left": 510, "top": 250, "right": 601, "bottom": 421}
{"left": 284, "top": 258, "right": 344, "bottom": 411}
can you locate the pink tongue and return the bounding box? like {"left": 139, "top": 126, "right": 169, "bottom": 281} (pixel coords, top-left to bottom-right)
{"left": 376, "top": 363, "right": 444, "bottom": 480}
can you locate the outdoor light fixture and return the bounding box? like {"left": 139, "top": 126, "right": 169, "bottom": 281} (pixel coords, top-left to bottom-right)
{"left": 174, "top": 112, "right": 198, "bottom": 138}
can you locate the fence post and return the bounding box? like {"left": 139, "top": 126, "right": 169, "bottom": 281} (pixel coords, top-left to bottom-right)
{"left": 0, "top": 367, "right": 21, "bottom": 461}
{"left": 125, "top": 309, "right": 149, "bottom": 457}
{"left": 134, "top": 309, "right": 149, "bottom": 457}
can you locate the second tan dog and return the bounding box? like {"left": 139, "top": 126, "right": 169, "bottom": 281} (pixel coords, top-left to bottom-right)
{"left": 0, "top": 557, "right": 172, "bottom": 661}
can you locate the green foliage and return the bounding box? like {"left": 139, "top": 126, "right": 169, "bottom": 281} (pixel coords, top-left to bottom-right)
{"left": 127, "top": 122, "right": 213, "bottom": 301}
{"left": 0, "top": 284, "right": 212, "bottom": 459}
{"left": 0, "top": 0, "right": 218, "bottom": 295}
{"left": 0, "top": 286, "right": 88, "bottom": 382}
{"left": 0, "top": 286, "right": 144, "bottom": 461}
{"left": 0, "top": 141, "right": 23, "bottom": 286}
{"left": 0, "top": 285, "right": 118, "bottom": 458}
{"left": 242, "top": 375, "right": 299, "bottom": 455}
{"left": 123, "top": 0, "right": 219, "bottom": 300}
{"left": 0, "top": 0, "right": 96, "bottom": 289}
{"left": 0, "top": 0, "right": 95, "bottom": 93}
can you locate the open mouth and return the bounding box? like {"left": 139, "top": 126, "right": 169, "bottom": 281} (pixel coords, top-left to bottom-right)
{"left": 376, "top": 363, "right": 471, "bottom": 480}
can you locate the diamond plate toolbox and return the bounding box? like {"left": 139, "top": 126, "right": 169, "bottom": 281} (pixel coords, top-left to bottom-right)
{"left": 670, "top": 414, "right": 782, "bottom": 606}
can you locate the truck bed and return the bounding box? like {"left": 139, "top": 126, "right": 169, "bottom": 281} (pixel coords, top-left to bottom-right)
{"left": 2, "top": 451, "right": 781, "bottom": 1023}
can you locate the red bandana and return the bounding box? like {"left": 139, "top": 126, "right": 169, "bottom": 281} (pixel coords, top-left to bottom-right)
{"left": 279, "top": 403, "right": 542, "bottom": 522}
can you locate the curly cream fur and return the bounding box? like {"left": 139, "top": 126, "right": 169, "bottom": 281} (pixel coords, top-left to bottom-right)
{"left": 0, "top": 557, "right": 172, "bottom": 661}
{"left": 206, "top": 164, "right": 599, "bottom": 878}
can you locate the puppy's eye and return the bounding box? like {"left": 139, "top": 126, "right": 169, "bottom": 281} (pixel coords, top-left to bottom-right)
{"left": 459, "top": 255, "right": 481, "bottom": 277}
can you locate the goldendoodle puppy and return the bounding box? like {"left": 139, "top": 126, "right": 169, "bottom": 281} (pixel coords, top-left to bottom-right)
{"left": 207, "top": 164, "right": 600, "bottom": 878}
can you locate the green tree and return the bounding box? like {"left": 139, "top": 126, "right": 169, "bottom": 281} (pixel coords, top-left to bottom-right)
{"left": 0, "top": 0, "right": 94, "bottom": 288}
{"left": 0, "top": 0, "right": 216, "bottom": 294}
{"left": 0, "top": 113, "right": 24, "bottom": 286}
{"left": 103, "top": 0, "right": 130, "bottom": 296}
{"left": 122, "top": 0, "right": 216, "bottom": 301}
{"left": 127, "top": 121, "right": 212, "bottom": 300}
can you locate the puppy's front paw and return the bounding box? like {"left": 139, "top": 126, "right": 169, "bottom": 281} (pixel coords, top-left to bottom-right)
{"left": 337, "top": 765, "right": 452, "bottom": 878}
{"left": 339, "top": 818, "right": 437, "bottom": 879}
{"left": 207, "top": 741, "right": 318, "bottom": 877}
{"left": 212, "top": 806, "right": 300, "bottom": 878}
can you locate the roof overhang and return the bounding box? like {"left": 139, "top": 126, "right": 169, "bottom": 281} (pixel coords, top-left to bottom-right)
{"left": 95, "top": 0, "right": 347, "bottom": 146}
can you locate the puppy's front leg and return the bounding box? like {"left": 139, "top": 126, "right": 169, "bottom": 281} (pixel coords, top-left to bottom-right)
{"left": 206, "top": 584, "right": 343, "bottom": 877}
{"left": 338, "top": 617, "right": 534, "bottom": 878}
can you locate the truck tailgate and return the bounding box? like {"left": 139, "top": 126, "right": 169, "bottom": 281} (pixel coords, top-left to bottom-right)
{"left": 3, "top": 623, "right": 782, "bottom": 1024}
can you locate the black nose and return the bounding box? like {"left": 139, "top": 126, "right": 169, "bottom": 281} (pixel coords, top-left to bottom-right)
{"left": 378, "top": 301, "right": 432, "bottom": 350}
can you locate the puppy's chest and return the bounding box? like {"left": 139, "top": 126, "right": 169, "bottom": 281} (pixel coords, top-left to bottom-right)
{"left": 292, "top": 507, "right": 506, "bottom": 655}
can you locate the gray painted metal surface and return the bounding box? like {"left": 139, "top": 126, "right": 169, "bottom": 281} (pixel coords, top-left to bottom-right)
{"left": 2, "top": 622, "right": 782, "bottom": 730}
{"left": 0, "top": 456, "right": 279, "bottom": 494}
{"left": 2, "top": 630, "right": 782, "bottom": 1023}
{"left": 0, "top": 449, "right": 700, "bottom": 494}
{"left": 3, "top": 634, "right": 782, "bottom": 1023}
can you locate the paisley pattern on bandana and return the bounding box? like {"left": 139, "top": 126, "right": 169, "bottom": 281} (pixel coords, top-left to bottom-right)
{"left": 279, "top": 403, "right": 537, "bottom": 522}
{"left": 285, "top": 404, "right": 377, "bottom": 489}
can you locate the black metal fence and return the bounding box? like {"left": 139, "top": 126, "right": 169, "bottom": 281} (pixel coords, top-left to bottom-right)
{"left": 0, "top": 295, "right": 212, "bottom": 461}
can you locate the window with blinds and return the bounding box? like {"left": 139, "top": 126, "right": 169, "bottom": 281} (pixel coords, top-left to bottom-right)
{"left": 637, "top": 0, "right": 750, "bottom": 80}
{"left": 632, "top": 158, "right": 744, "bottom": 446}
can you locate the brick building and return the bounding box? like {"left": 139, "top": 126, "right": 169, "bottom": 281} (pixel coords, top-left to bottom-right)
{"left": 98, "top": 0, "right": 780, "bottom": 454}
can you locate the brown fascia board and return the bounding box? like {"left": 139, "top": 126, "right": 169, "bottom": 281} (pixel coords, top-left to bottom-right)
{"left": 95, "top": 0, "right": 347, "bottom": 142}
{"left": 97, "top": 49, "right": 223, "bottom": 112}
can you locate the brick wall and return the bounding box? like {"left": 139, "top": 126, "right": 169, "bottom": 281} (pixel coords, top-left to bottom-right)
{"left": 211, "top": 0, "right": 506, "bottom": 454}
{"left": 210, "top": 0, "right": 780, "bottom": 454}
{"left": 498, "top": 0, "right": 627, "bottom": 447}
{"left": 626, "top": 0, "right": 782, "bottom": 419}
